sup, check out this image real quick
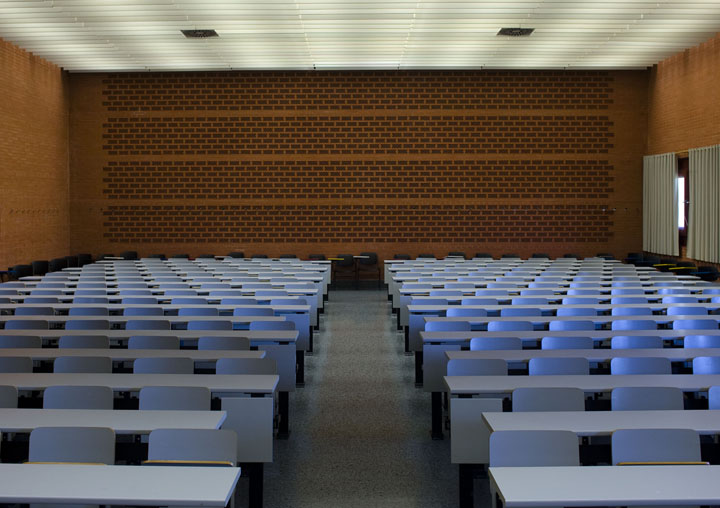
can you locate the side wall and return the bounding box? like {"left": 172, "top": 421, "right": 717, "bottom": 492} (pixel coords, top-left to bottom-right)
{"left": 648, "top": 32, "right": 720, "bottom": 154}
{"left": 0, "top": 38, "right": 70, "bottom": 269}
{"left": 69, "top": 70, "right": 647, "bottom": 260}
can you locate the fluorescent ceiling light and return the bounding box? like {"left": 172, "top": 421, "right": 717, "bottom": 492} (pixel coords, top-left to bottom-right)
{"left": 0, "top": 1, "right": 719, "bottom": 70}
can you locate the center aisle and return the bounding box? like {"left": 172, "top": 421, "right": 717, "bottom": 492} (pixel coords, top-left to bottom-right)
{"left": 263, "top": 288, "right": 462, "bottom": 508}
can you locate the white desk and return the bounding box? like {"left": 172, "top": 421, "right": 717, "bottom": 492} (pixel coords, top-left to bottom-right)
{"left": 483, "top": 409, "right": 720, "bottom": 437}
{"left": 413, "top": 312, "right": 718, "bottom": 357}
{"left": 0, "top": 372, "right": 277, "bottom": 464}
{"left": 0, "top": 328, "right": 301, "bottom": 388}
{"left": 444, "top": 373, "right": 720, "bottom": 397}
{"left": 0, "top": 327, "right": 297, "bottom": 343}
{"left": 410, "top": 302, "right": 720, "bottom": 314}
{"left": 0, "top": 347, "right": 275, "bottom": 382}
{"left": 0, "top": 463, "right": 241, "bottom": 506}
{"left": 489, "top": 465, "right": 720, "bottom": 508}
{"left": 419, "top": 328, "right": 720, "bottom": 399}
{"left": 423, "top": 313, "right": 718, "bottom": 328}
{"left": 425, "top": 347, "right": 720, "bottom": 393}
{"left": 0, "top": 347, "right": 265, "bottom": 363}
{"left": 398, "top": 286, "right": 706, "bottom": 331}
{"left": 458, "top": 409, "right": 720, "bottom": 466}
{"left": 0, "top": 372, "right": 278, "bottom": 395}
{"left": 0, "top": 302, "right": 313, "bottom": 352}
{"left": 0, "top": 407, "right": 226, "bottom": 433}
{"left": 441, "top": 373, "right": 720, "bottom": 441}
{"left": 0, "top": 314, "right": 286, "bottom": 326}
{"left": 422, "top": 328, "right": 720, "bottom": 346}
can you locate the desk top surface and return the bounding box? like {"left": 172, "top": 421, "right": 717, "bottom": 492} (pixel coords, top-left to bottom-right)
{"left": 0, "top": 372, "right": 279, "bottom": 393}
{"left": 444, "top": 373, "right": 720, "bottom": 395}
{"left": 0, "top": 348, "right": 265, "bottom": 361}
{"left": 0, "top": 329, "right": 298, "bottom": 342}
{"left": 0, "top": 303, "right": 310, "bottom": 312}
{"left": 489, "top": 465, "right": 720, "bottom": 507}
{"left": 0, "top": 314, "right": 287, "bottom": 322}
{"left": 483, "top": 409, "right": 720, "bottom": 435}
{"left": 422, "top": 314, "right": 718, "bottom": 325}
{"left": 0, "top": 463, "right": 241, "bottom": 506}
{"left": 0, "top": 407, "right": 226, "bottom": 433}
{"left": 422, "top": 329, "right": 720, "bottom": 343}
{"left": 409, "top": 302, "right": 720, "bottom": 312}
{"left": 444, "top": 347, "right": 720, "bottom": 362}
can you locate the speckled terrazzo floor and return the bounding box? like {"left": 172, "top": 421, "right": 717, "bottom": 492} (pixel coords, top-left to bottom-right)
{"left": 256, "top": 288, "right": 491, "bottom": 508}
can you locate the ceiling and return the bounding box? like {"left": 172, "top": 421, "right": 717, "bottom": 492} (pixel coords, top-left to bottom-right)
{"left": 1, "top": 0, "right": 720, "bottom": 72}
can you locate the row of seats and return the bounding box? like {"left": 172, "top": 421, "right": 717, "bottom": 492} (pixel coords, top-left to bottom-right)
{"left": 0, "top": 318, "right": 292, "bottom": 330}
{"left": 490, "top": 428, "right": 703, "bottom": 467}
{"left": 0, "top": 355, "right": 276, "bottom": 374}
{"left": 0, "top": 256, "right": 321, "bottom": 507}
{"left": 469, "top": 334, "right": 720, "bottom": 350}
{"left": 4, "top": 305, "right": 286, "bottom": 316}
{"left": 5, "top": 250, "right": 328, "bottom": 279}
{"left": 102, "top": 251, "right": 324, "bottom": 260}
{"left": 431, "top": 318, "right": 720, "bottom": 332}
{"left": 447, "top": 356, "right": 720, "bottom": 375}
{"left": 428, "top": 318, "right": 720, "bottom": 333}
{"left": 22, "top": 426, "right": 237, "bottom": 470}
{"left": 7, "top": 254, "right": 93, "bottom": 279}
{"left": 505, "top": 386, "right": 707, "bottom": 412}
{"left": 403, "top": 259, "right": 720, "bottom": 507}
{"left": 625, "top": 252, "right": 719, "bottom": 280}
{"left": 0, "top": 335, "right": 251, "bottom": 349}
{"left": 440, "top": 304, "right": 716, "bottom": 317}
{"left": 0, "top": 384, "right": 219, "bottom": 410}
{"left": 394, "top": 252, "right": 586, "bottom": 260}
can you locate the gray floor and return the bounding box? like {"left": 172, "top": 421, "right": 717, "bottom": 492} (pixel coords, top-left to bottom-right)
{"left": 257, "top": 288, "right": 489, "bottom": 508}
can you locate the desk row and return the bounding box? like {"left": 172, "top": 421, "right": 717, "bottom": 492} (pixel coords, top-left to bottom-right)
{"left": 420, "top": 329, "right": 720, "bottom": 390}
{"left": 0, "top": 328, "right": 302, "bottom": 387}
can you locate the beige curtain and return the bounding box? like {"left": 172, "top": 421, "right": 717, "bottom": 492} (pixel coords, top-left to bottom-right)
{"left": 642, "top": 153, "right": 678, "bottom": 256}
{"left": 688, "top": 145, "right": 720, "bottom": 262}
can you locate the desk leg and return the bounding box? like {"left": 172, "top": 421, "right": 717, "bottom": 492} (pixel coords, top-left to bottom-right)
{"left": 278, "top": 391, "right": 290, "bottom": 439}
{"left": 308, "top": 327, "right": 314, "bottom": 354}
{"left": 459, "top": 464, "right": 474, "bottom": 508}
{"left": 431, "top": 391, "right": 443, "bottom": 440}
{"left": 246, "top": 462, "right": 264, "bottom": 508}
{"left": 404, "top": 326, "right": 410, "bottom": 354}
{"left": 296, "top": 350, "right": 305, "bottom": 386}
{"left": 414, "top": 351, "right": 423, "bottom": 385}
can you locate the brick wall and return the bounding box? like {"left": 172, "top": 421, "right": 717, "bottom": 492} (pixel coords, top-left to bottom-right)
{"left": 69, "top": 70, "right": 648, "bottom": 260}
{"left": 648, "top": 32, "right": 720, "bottom": 154}
{"left": 0, "top": 38, "right": 69, "bottom": 269}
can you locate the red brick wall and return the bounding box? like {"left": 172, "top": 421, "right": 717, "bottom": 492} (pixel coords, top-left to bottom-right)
{"left": 648, "top": 33, "right": 720, "bottom": 154}
{"left": 69, "top": 70, "right": 648, "bottom": 260}
{"left": 0, "top": 38, "right": 69, "bottom": 269}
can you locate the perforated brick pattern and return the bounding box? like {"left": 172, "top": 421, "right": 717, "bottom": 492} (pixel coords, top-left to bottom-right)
{"left": 102, "top": 71, "right": 613, "bottom": 111}
{"left": 102, "top": 160, "right": 614, "bottom": 200}
{"left": 102, "top": 115, "right": 614, "bottom": 155}
{"left": 102, "top": 204, "right": 613, "bottom": 243}
{"left": 65, "top": 69, "right": 648, "bottom": 257}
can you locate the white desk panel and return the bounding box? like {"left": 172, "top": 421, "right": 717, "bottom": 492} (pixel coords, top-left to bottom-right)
{"left": 0, "top": 463, "right": 241, "bottom": 506}
{"left": 0, "top": 407, "right": 226, "bottom": 434}
{"left": 444, "top": 373, "right": 720, "bottom": 397}
{"left": 490, "top": 465, "right": 720, "bottom": 508}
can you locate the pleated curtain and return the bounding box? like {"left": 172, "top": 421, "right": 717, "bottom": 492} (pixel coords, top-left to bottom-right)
{"left": 687, "top": 145, "right": 720, "bottom": 262}
{"left": 642, "top": 153, "right": 678, "bottom": 256}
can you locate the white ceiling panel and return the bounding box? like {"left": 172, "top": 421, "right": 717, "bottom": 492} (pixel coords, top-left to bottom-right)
{"left": 0, "top": 0, "right": 718, "bottom": 71}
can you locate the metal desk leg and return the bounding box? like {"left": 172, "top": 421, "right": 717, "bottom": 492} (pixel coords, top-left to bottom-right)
{"left": 431, "top": 391, "right": 443, "bottom": 440}
{"left": 277, "top": 391, "right": 290, "bottom": 439}
{"left": 296, "top": 350, "right": 305, "bottom": 386}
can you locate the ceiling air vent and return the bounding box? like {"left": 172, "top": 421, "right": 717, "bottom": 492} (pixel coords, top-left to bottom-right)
{"left": 181, "top": 29, "right": 219, "bottom": 38}
{"left": 497, "top": 27, "right": 534, "bottom": 37}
